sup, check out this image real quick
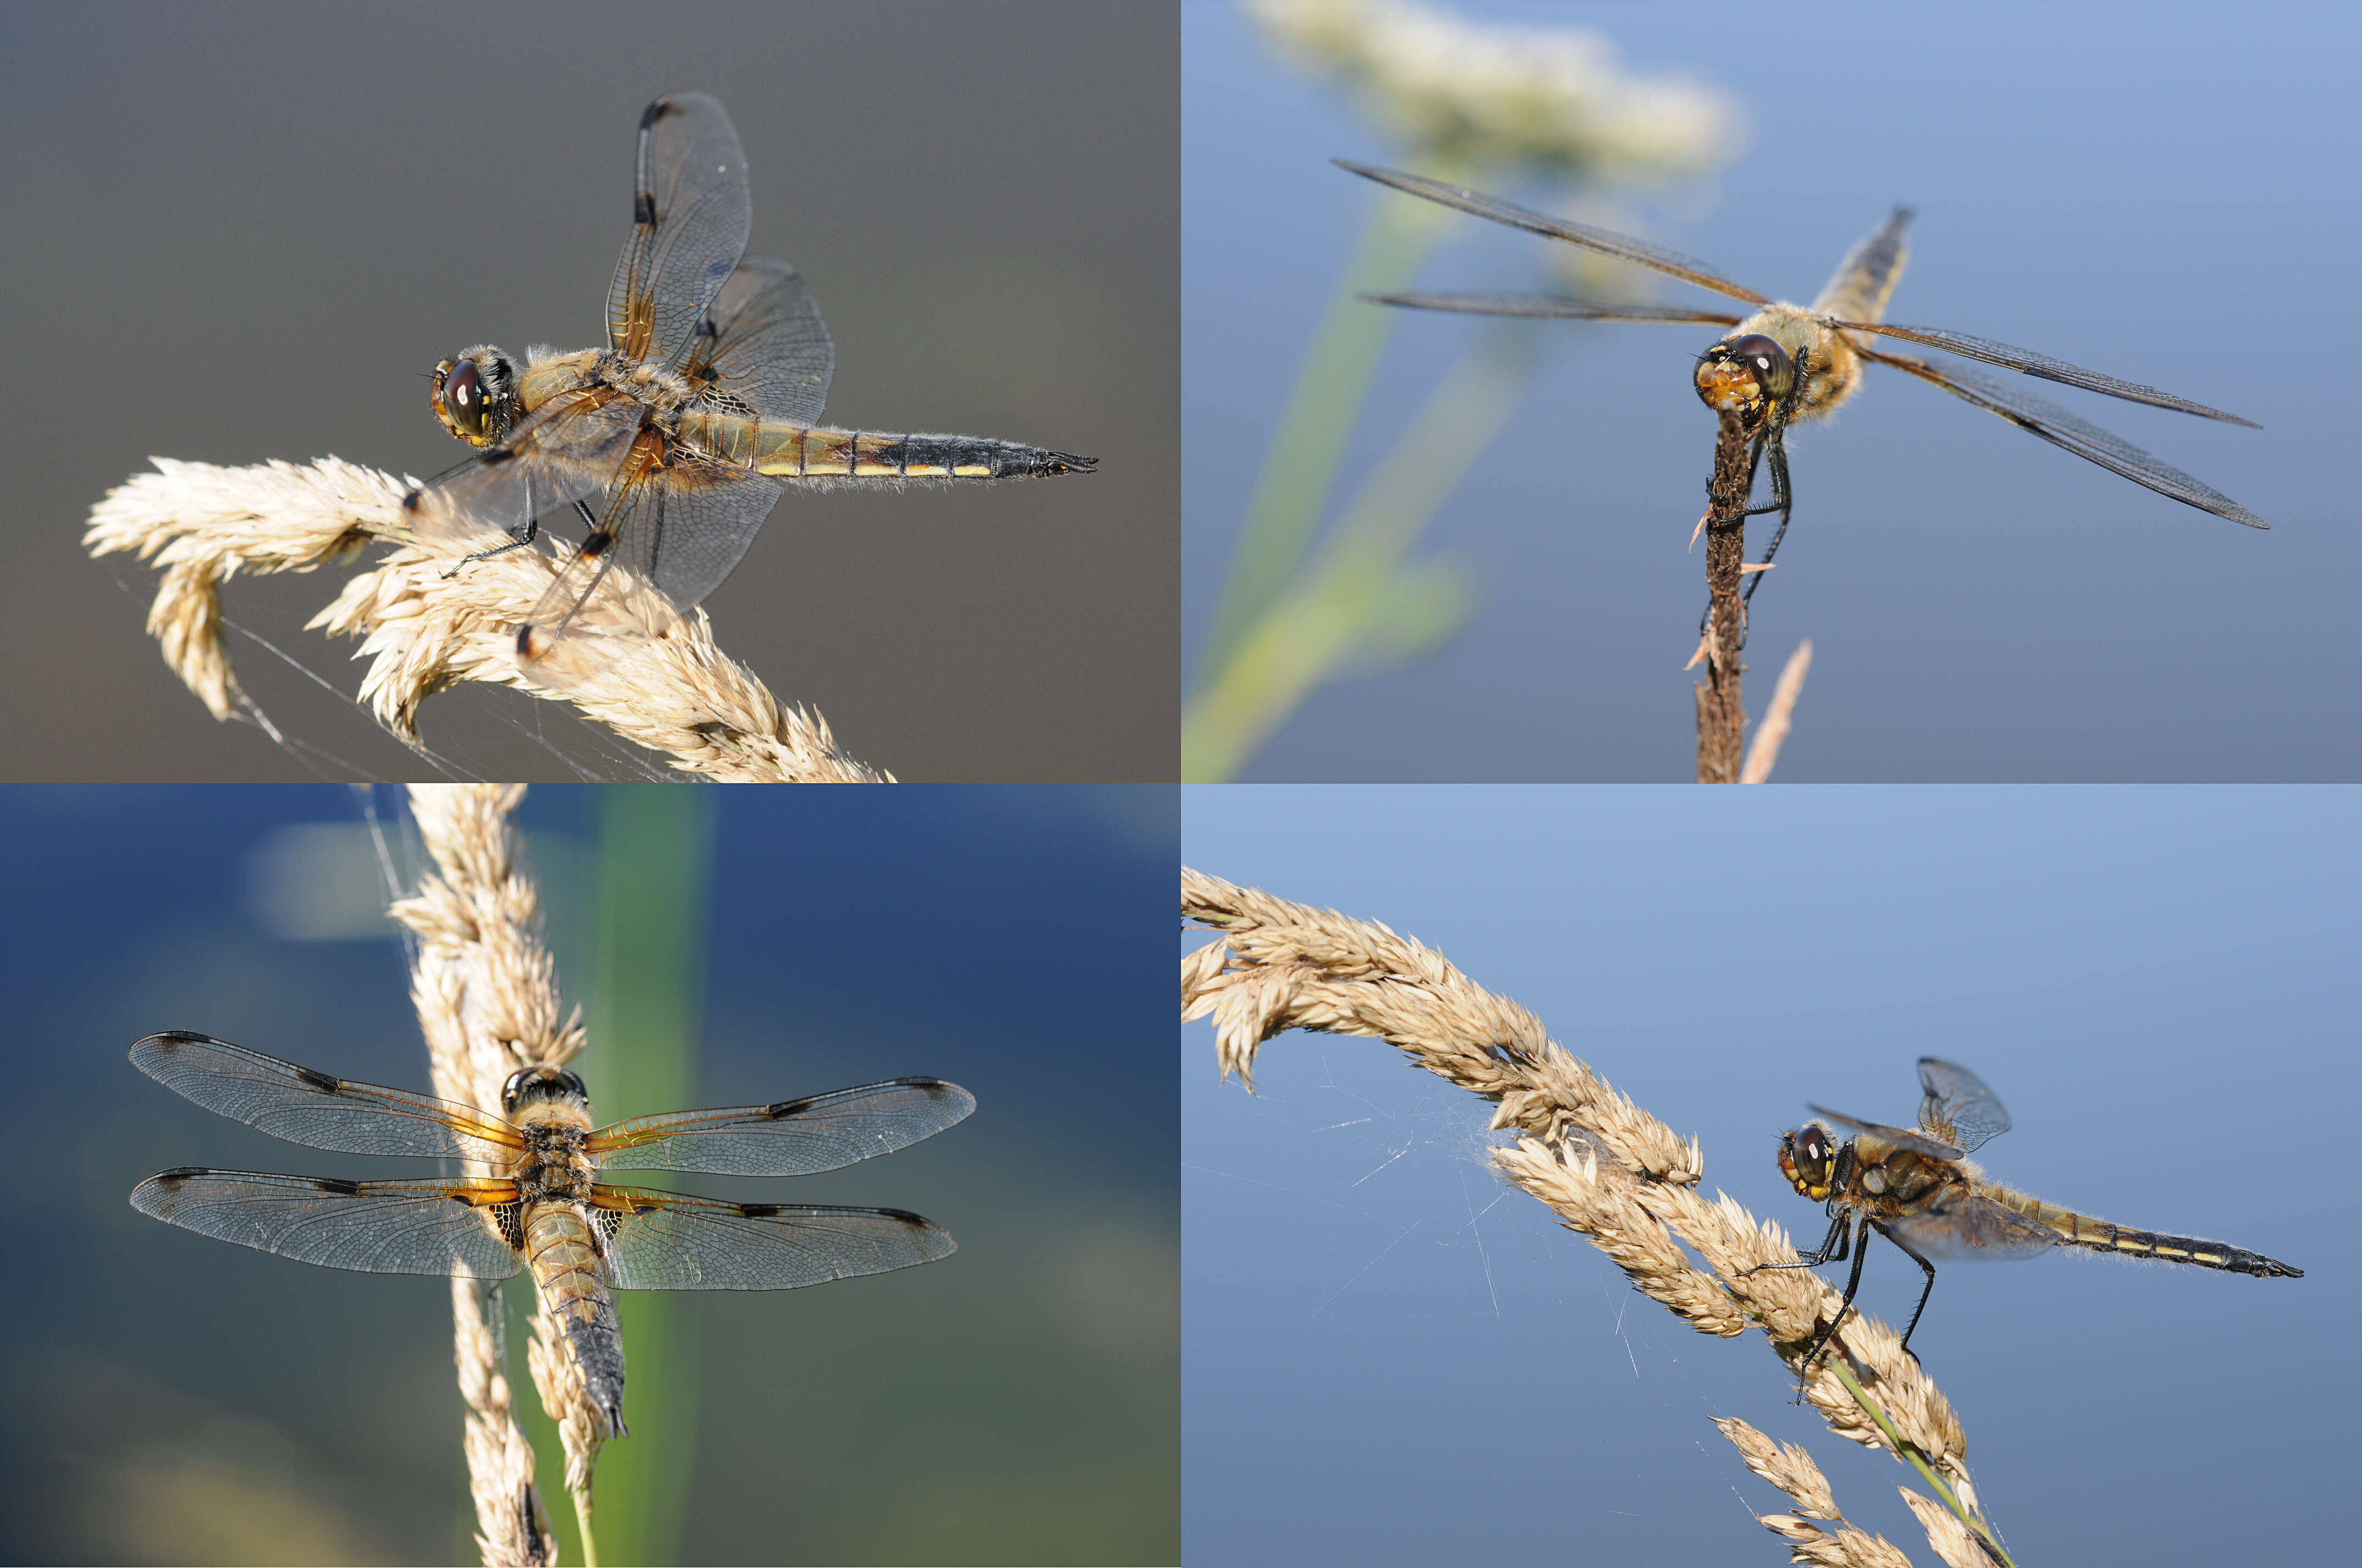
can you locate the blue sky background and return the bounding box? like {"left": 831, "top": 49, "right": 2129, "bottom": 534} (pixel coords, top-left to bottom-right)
{"left": 1185, "top": 2, "right": 2362, "bottom": 779}
{"left": 0, "top": 784, "right": 1177, "bottom": 1565}
{"left": 1184, "top": 785, "right": 2352, "bottom": 1564}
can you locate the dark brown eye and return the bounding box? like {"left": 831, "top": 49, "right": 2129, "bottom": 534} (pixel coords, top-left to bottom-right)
{"left": 442, "top": 359, "right": 485, "bottom": 438}
{"left": 1725, "top": 333, "right": 1792, "bottom": 395}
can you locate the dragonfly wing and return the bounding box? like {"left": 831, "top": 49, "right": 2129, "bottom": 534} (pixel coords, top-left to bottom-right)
{"left": 684, "top": 256, "right": 835, "bottom": 426}
{"left": 609, "top": 93, "right": 752, "bottom": 369}
{"left": 1334, "top": 159, "right": 1771, "bottom": 306}
{"left": 589, "top": 1077, "right": 976, "bottom": 1176}
{"left": 129, "top": 1032, "right": 522, "bottom": 1164}
{"left": 593, "top": 1187, "right": 956, "bottom": 1290}
{"left": 1807, "top": 1104, "right": 1965, "bottom": 1162}
{"left": 131, "top": 1169, "right": 523, "bottom": 1278}
{"left": 1810, "top": 207, "right": 1912, "bottom": 325}
{"left": 511, "top": 441, "right": 788, "bottom": 660}
{"left": 1883, "top": 1189, "right": 2061, "bottom": 1262}
{"left": 400, "top": 392, "right": 647, "bottom": 549}
{"left": 1916, "top": 1057, "right": 2011, "bottom": 1153}
{"left": 1845, "top": 321, "right": 2258, "bottom": 426}
{"left": 1365, "top": 291, "right": 1745, "bottom": 327}
{"left": 1859, "top": 346, "right": 2267, "bottom": 528}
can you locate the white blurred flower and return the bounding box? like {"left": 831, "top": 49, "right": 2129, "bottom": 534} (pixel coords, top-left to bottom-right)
{"left": 1248, "top": 0, "right": 1742, "bottom": 182}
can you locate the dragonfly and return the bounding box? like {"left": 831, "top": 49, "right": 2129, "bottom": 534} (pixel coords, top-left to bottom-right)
{"left": 1339, "top": 161, "right": 2264, "bottom": 612}
{"left": 127, "top": 1030, "right": 974, "bottom": 1436}
{"left": 403, "top": 91, "right": 1096, "bottom": 661}
{"left": 1749, "top": 1057, "right": 2299, "bottom": 1375}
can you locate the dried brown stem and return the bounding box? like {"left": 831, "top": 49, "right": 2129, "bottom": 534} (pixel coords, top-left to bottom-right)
{"left": 85, "top": 457, "right": 888, "bottom": 782}
{"left": 389, "top": 784, "right": 596, "bottom": 1565}
{"left": 1183, "top": 869, "right": 2002, "bottom": 1562}
{"left": 1694, "top": 411, "right": 1753, "bottom": 783}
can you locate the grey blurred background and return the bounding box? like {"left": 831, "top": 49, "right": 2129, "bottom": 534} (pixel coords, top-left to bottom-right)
{"left": 1185, "top": 1, "right": 2362, "bottom": 780}
{"left": 3, "top": 2, "right": 1176, "bottom": 782}
{"left": 1, "top": 784, "right": 1178, "bottom": 1564}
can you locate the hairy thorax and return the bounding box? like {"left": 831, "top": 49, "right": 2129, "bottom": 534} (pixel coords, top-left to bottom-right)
{"left": 507, "top": 1098, "right": 597, "bottom": 1203}
{"left": 1727, "top": 302, "right": 1867, "bottom": 423}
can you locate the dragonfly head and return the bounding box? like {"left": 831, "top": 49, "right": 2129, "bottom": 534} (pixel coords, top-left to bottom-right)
{"left": 1778, "top": 1122, "right": 1840, "bottom": 1201}
{"left": 431, "top": 346, "right": 521, "bottom": 447}
{"left": 1695, "top": 333, "right": 1794, "bottom": 422}
{"left": 501, "top": 1061, "right": 589, "bottom": 1115}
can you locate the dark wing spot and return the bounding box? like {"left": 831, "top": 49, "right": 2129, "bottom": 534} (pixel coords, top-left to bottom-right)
{"left": 295, "top": 1064, "right": 340, "bottom": 1092}
{"left": 313, "top": 1177, "right": 362, "bottom": 1196}
{"left": 736, "top": 1203, "right": 782, "bottom": 1219}
{"left": 872, "top": 1207, "right": 928, "bottom": 1225}
{"left": 765, "top": 1096, "right": 816, "bottom": 1120}
{"left": 151, "top": 1166, "right": 209, "bottom": 1184}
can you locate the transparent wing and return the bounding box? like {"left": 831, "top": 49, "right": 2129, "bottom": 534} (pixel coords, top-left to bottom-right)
{"left": 129, "top": 1168, "right": 523, "bottom": 1278}
{"left": 513, "top": 454, "right": 784, "bottom": 656}
{"left": 589, "top": 1077, "right": 976, "bottom": 1176}
{"left": 608, "top": 92, "right": 752, "bottom": 369}
{"left": 1916, "top": 1057, "right": 2012, "bottom": 1153}
{"left": 593, "top": 1186, "right": 956, "bottom": 1290}
{"left": 400, "top": 391, "right": 646, "bottom": 549}
{"left": 1363, "top": 291, "right": 1745, "bottom": 327}
{"left": 1806, "top": 1104, "right": 1965, "bottom": 1162}
{"left": 1844, "top": 321, "right": 2258, "bottom": 426}
{"left": 1811, "top": 207, "right": 1912, "bottom": 325}
{"left": 1882, "top": 1189, "right": 2061, "bottom": 1262}
{"left": 1860, "top": 346, "right": 2266, "bottom": 528}
{"left": 682, "top": 256, "right": 834, "bottom": 425}
{"left": 1335, "top": 159, "right": 1771, "bottom": 306}
{"left": 129, "top": 1032, "right": 522, "bottom": 1164}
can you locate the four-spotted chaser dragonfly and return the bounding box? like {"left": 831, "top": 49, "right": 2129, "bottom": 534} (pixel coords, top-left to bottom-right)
{"left": 403, "top": 92, "right": 1096, "bottom": 661}
{"left": 128, "top": 1030, "right": 974, "bottom": 1436}
{"left": 1340, "top": 162, "right": 2263, "bottom": 609}
{"left": 1751, "top": 1057, "right": 2299, "bottom": 1374}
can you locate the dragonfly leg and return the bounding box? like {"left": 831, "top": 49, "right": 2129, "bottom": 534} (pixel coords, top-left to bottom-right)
{"left": 443, "top": 496, "right": 597, "bottom": 577}
{"left": 1885, "top": 1230, "right": 1941, "bottom": 1364}
{"left": 1741, "top": 434, "right": 1795, "bottom": 611}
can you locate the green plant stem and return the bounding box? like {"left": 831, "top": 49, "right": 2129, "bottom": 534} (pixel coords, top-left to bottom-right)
{"left": 1183, "top": 319, "right": 1537, "bottom": 779}
{"left": 586, "top": 786, "right": 716, "bottom": 1567}
{"left": 1824, "top": 1358, "right": 2016, "bottom": 1568}
{"left": 1194, "top": 162, "right": 1467, "bottom": 681}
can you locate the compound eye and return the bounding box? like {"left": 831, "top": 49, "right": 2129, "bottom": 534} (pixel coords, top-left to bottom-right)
{"left": 499, "top": 1066, "right": 529, "bottom": 1110}
{"left": 442, "top": 359, "right": 486, "bottom": 439}
{"left": 1725, "top": 333, "right": 1792, "bottom": 395}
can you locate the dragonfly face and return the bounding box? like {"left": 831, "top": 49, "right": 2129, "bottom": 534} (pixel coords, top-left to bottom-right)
{"left": 127, "top": 1030, "right": 975, "bottom": 1438}
{"left": 1750, "top": 1057, "right": 2300, "bottom": 1379}
{"left": 400, "top": 91, "right": 1096, "bottom": 664}
{"left": 1339, "top": 159, "right": 2264, "bottom": 620}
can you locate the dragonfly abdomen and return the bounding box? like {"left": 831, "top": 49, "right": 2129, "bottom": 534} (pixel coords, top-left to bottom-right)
{"left": 692, "top": 415, "right": 1096, "bottom": 481}
{"left": 1988, "top": 1187, "right": 2301, "bottom": 1277}
{"left": 522, "top": 1202, "right": 629, "bottom": 1434}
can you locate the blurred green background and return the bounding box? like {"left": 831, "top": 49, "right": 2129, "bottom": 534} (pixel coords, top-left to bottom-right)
{"left": 0, "top": 783, "right": 1178, "bottom": 1564}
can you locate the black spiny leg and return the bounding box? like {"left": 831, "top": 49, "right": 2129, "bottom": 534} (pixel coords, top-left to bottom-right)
{"left": 1742, "top": 1208, "right": 1866, "bottom": 1382}
{"left": 1740, "top": 430, "right": 1794, "bottom": 610}
{"left": 1885, "top": 1229, "right": 1941, "bottom": 1363}
{"left": 446, "top": 497, "right": 598, "bottom": 578}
